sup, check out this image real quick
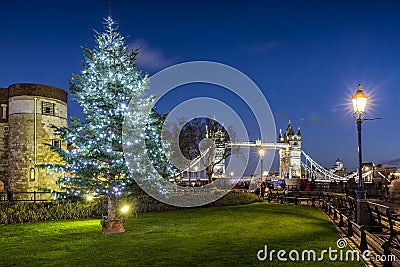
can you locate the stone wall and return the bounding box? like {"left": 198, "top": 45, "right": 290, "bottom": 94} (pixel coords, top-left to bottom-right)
{"left": 8, "top": 113, "right": 34, "bottom": 192}
{"left": 0, "top": 122, "right": 9, "bottom": 188}
{"left": 0, "top": 88, "right": 8, "bottom": 123}
{"left": 1, "top": 84, "right": 68, "bottom": 199}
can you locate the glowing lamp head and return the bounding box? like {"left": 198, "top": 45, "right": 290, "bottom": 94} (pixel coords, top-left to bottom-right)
{"left": 258, "top": 148, "right": 265, "bottom": 157}
{"left": 351, "top": 84, "right": 369, "bottom": 114}
{"left": 120, "top": 205, "right": 130, "bottom": 213}
{"left": 86, "top": 195, "right": 94, "bottom": 201}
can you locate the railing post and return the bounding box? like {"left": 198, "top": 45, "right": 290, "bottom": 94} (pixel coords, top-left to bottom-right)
{"left": 334, "top": 208, "right": 338, "bottom": 220}
{"left": 347, "top": 218, "right": 353, "bottom": 237}
{"left": 339, "top": 213, "right": 344, "bottom": 227}
{"left": 382, "top": 241, "right": 393, "bottom": 267}
{"left": 34, "top": 191, "right": 36, "bottom": 203}
{"left": 359, "top": 226, "right": 368, "bottom": 251}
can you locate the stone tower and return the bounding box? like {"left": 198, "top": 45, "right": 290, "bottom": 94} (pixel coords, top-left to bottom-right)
{"left": 0, "top": 83, "right": 67, "bottom": 198}
{"left": 279, "top": 121, "right": 302, "bottom": 178}
{"left": 206, "top": 118, "right": 227, "bottom": 177}
{"left": 212, "top": 129, "right": 227, "bottom": 176}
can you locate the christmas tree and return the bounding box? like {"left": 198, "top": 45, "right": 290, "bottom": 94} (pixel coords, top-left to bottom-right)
{"left": 145, "top": 109, "right": 177, "bottom": 180}
{"left": 46, "top": 16, "right": 161, "bottom": 232}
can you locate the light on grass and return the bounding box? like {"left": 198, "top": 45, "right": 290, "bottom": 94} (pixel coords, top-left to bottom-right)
{"left": 86, "top": 195, "right": 94, "bottom": 201}
{"left": 120, "top": 205, "right": 130, "bottom": 213}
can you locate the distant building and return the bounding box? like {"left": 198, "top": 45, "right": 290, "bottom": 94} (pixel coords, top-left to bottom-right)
{"left": 362, "top": 162, "right": 376, "bottom": 182}
{"left": 390, "top": 170, "right": 400, "bottom": 180}
{"left": 330, "top": 158, "right": 348, "bottom": 177}
{"left": 362, "top": 162, "right": 391, "bottom": 183}
{"left": 0, "top": 83, "right": 67, "bottom": 197}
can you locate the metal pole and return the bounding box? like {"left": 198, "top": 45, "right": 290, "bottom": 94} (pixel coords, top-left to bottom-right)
{"left": 34, "top": 97, "right": 37, "bottom": 165}
{"left": 356, "top": 117, "right": 365, "bottom": 199}
{"left": 261, "top": 158, "right": 263, "bottom": 181}
{"left": 188, "top": 161, "right": 191, "bottom": 186}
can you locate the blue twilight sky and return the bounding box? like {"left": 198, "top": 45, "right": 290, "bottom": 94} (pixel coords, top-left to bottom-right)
{"left": 1, "top": 0, "right": 400, "bottom": 171}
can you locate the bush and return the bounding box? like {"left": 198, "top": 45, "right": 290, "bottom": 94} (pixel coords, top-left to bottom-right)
{"left": 0, "top": 190, "right": 259, "bottom": 224}
{"left": 0, "top": 201, "right": 105, "bottom": 225}
{"left": 206, "top": 190, "right": 261, "bottom": 207}
{"left": 130, "top": 190, "right": 260, "bottom": 213}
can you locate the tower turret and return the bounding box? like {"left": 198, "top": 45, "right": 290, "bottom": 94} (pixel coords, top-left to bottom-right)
{"left": 279, "top": 129, "right": 284, "bottom": 142}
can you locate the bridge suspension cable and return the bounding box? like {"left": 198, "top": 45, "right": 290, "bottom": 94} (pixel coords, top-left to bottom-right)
{"left": 302, "top": 150, "right": 387, "bottom": 182}
{"left": 174, "top": 147, "right": 211, "bottom": 177}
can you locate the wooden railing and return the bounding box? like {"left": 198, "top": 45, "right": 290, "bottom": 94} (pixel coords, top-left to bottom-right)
{"left": 0, "top": 191, "right": 54, "bottom": 202}
{"left": 319, "top": 197, "right": 400, "bottom": 266}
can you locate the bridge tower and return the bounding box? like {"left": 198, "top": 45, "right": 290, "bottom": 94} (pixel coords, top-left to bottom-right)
{"left": 206, "top": 118, "right": 226, "bottom": 177}
{"left": 279, "top": 121, "right": 302, "bottom": 179}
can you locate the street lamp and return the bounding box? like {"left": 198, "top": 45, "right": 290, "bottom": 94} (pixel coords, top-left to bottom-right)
{"left": 351, "top": 84, "right": 370, "bottom": 199}
{"left": 258, "top": 148, "right": 265, "bottom": 181}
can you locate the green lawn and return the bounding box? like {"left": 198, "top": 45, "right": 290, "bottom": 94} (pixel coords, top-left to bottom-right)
{"left": 0, "top": 203, "right": 364, "bottom": 266}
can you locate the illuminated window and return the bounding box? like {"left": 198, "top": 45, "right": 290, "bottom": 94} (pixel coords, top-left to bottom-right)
{"left": 42, "top": 102, "right": 54, "bottom": 115}
{"left": 30, "top": 167, "right": 35, "bottom": 181}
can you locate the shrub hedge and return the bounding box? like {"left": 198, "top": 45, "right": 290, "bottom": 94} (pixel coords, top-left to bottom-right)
{"left": 0, "top": 201, "right": 104, "bottom": 224}
{"left": 0, "top": 190, "right": 260, "bottom": 224}
{"left": 132, "top": 190, "right": 260, "bottom": 213}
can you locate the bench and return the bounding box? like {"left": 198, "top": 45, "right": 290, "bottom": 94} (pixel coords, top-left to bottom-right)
{"left": 367, "top": 201, "right": 400, "bottom": 248}
{"left": 279, "top": 191, "right": 318, "bottom": 206}
{"left": 346, "top": 196, "right": 356, "bottom": 219}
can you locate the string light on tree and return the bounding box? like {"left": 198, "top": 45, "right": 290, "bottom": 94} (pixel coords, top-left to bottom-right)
{"left": 41, "top": 16, "right": 173, "bottom": 233}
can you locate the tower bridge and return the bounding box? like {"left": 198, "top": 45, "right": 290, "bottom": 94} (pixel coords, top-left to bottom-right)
{"left": 178, "top": 120, "right": 387, "bottom": 183}
{"left": 216, "top": 120, "right": 302, "bottom": 179}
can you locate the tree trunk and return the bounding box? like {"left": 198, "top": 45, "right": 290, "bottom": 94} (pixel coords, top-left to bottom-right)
{"left": 101, "top": 188, "right": 125, "bottom": 234}
{"left": 100, "top": 179, "right": 125, "bottom": 234}
{"left": 107, "top": 193, "right": 117, "bottom": 220}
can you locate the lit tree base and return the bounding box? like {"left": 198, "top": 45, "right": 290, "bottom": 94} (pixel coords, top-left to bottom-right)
{"left": 100, "top": 218, "right": 125, "bottom": 234}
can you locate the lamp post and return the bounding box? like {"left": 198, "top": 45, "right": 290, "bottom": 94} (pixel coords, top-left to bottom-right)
{"left": 258, "top": 148, "right": 265, "bottom": 181}
{"left": 194, "top": 165, "right": 199, "bottom": 185}
{"left": 351, "top": 84, "right": 370, "bottom": 199}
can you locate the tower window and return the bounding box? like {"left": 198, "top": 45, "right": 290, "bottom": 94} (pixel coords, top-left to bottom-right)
{"left": 30, "top": 167, "right": 36, "bottom": 181}
{"left": 42, "top": 102, "right": 54, "bottom": 115}
{"left": 52, "top": 139, "right": 61, "bottom": 149}
{"left": 1, "top": 104, "right": 7, "bottom": 119}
